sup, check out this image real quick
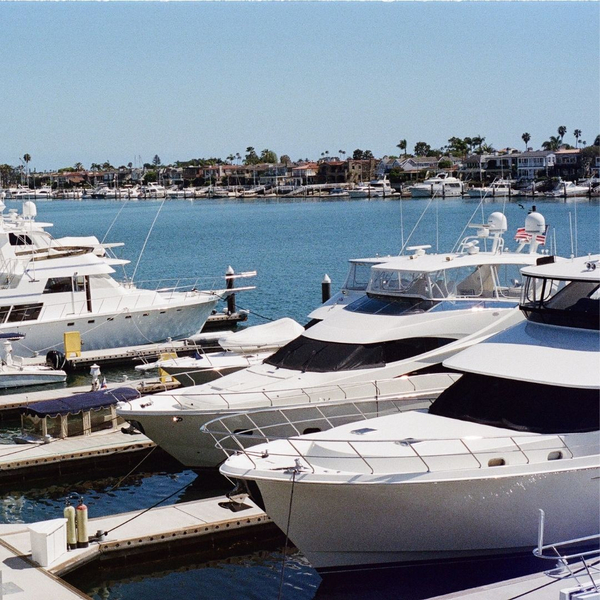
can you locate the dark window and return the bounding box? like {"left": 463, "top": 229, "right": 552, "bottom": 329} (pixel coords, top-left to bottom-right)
{"left": 265, "top": 335, "right": 454, "bottom": 373}
{"left": 6, "top": 303, "right": 43, "bottom": 322}
{"left": 521, "top": 279, "right": 599, "bottom": 330}
{"left": 347, "top": 295, "right": 437, "bottom": 316}
{"left": 0, "top": 306, "right": 11, "bottom": 323}
{"left": 43, "top": 278, "right": 73, "bottom": 294}
{"left": 9, "top": 233, "right": 33, "bottom": 246}
{"left": 429, "top": 373, "right": 599, "bottom": 434}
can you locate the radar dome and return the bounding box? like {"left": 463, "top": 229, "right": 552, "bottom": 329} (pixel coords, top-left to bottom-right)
{"left": 487, "top": 212, "right": 507, "bottom": 233}
{"left": 525, "top": 211, "right": 546, "bottom": 234}
{"left": 22, "top": 201, "right": 37, "bottom": 219}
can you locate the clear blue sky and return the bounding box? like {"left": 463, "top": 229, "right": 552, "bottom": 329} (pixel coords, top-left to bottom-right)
{"left": 1, "top": 2, "right": 598, "bottom": 171}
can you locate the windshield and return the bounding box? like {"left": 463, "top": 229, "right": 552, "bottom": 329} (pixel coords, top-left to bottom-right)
{"left": 344, "top": 262, "right": 378, "bottom": 291}
{"left": 521, "top": 277, "right": 600, "bottom": 330}
{"left": 429, "top": 372, "right": 599, "bottom": 433}
{"left": 368, "top": 264, "right": 513, "bottom": 300}
{"left": 265, "top": 335, "right": 454, "bottom": 373}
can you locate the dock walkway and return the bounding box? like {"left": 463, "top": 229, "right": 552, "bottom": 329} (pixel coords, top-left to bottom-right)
{"left": 0, "top": 496, "right": 269, "bottom": 598}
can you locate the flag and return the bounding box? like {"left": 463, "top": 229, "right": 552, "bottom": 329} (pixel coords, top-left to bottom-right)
{"left": 515, "top": 225, "right": 548, "bottom": 245}
{"left": 101, "top": 377, "right": 108, "bottom": 389}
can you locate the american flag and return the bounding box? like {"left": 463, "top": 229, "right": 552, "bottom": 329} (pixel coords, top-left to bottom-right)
{"left": 514, "top": 225, "right": 548, "bottom": 245}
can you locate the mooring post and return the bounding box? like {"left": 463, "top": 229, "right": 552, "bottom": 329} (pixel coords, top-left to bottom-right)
{"left": 226, "top": 266, "right": 236, "bottom": 314}
{"left": 321, "top": 274, "right": 331, "bottom": 303}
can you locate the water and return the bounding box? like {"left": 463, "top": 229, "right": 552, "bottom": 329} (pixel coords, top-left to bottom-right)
{"left": 1, "top": 196, "right": 598, "bottom": 599}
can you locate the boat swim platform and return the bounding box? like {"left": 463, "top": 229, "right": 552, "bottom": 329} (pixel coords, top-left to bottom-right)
{"left": 0, "top": 429, "right": 159, "bottom": 484}
{"left": 0, "top": 496, "right": 271, "bottom": 597}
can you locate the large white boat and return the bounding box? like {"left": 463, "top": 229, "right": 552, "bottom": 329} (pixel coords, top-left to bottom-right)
{"left": 468, "top": 179, "right": 513, "bottom": 198}
{"left": 220, "top": 254, "right": 600, "bottom": 572}
{"left": 117, "top": 210, "right": 557, "bottom": 468}
{"left": 545, "top": 180, "right": 591, "bottom": 198}
{"left": 0, "top": 200, "right": 220, "bottom": 356}
{"left": 348, "top": 177, "right": 395, "bottom": 198}
{"left": 409, "top": 172, "right": 463, "bottom": 198}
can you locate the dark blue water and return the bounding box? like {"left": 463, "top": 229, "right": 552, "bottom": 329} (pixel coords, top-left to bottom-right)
{"left": 1, "top": 197, "right": 598, "bottom": 599}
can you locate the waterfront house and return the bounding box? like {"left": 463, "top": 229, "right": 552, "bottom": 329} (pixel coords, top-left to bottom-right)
{"left": 459, "top": 153, "right": 519, "bottom": 182}
{"left": 292, "top": 162, "right": 318, "bottom": 186}
{"left": 517, "top": 151, "right": 556, "bottom": 180}
{"left": 553, "top": 149, "right": 582, "bottom": 181}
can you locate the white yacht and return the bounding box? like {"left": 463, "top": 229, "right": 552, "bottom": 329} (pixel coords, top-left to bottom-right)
{"left": 0, "top": 200, "right": 220, "bottom": 356}
{"left": 220, "top": 254, "right": 600, "bottom": 572}
{"left": 545, "top": 180, "right": 591, "bottom": 198}
{"left": 349, "top": 177, "right": 395, "bottom": 198}
{"left": 468, "top": 179, "right": 513, "bottom": 198}
{"left": 118, "top": 210, "right": 557, "bottom": 468}
{"left": 409, "top": 172, "right": 463, "bottom": 198}
{"left": 140, "top": 183, "right": 167, "bottom": 199}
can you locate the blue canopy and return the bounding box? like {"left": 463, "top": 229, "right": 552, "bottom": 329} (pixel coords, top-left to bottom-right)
{"left": 0, "top": 333, "right": 25, "bottom": 341}
{"left": 22, "top": 387, "right": 141, "bottom": 418}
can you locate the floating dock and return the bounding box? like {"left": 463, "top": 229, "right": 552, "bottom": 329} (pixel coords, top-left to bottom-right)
{"left": 0, "top": 496, "right": 271, "bottom": 598}
{"left": 0, "top": 429, "right": 157, "bottom": 483}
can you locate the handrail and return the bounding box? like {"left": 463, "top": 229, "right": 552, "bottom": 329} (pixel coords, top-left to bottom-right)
{"left": 205, "top": 409, "right": 589, "bottom": 475}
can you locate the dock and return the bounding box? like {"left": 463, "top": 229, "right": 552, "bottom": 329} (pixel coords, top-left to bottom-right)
{"left": 0, "top": 496, "right": 271, "bottom": 598}
{"left": 0, "top": 429, "right": 157, "bottom": 483}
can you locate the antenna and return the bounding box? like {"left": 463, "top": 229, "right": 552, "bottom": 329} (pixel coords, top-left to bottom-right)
{"left": 568, "top": 212, "right": 574, "bottom": 257}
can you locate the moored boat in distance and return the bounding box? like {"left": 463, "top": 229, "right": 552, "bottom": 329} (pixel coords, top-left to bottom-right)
{"left": 348, "top": 177, "right": 395, "bottom": 198}
{"left": 220, "top": 254, "right": 600, "bottom": 572}
{"left": 468, "top": 179, "right": 513, "bottom": 198}
{"left": 409, "top": 172, "right": 463, "bottom": 198}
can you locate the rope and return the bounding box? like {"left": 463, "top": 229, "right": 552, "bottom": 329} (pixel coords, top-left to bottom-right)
{"left": 101, "top": 199, "right": 129, "bottom": 244}
{"left": 131, "top": 197, "right": 167, "bottom": 282}
{"left": 105, "top": 478, "right": 195, "bottom": 535}
{"left": 277, "top": 470, "right": 297, "bottom": 600}
{"left": 108, "top": 444, "right": 158, "bottom": 491}
{"left": 400, "top": 197, "right": 434, "bottom": 255}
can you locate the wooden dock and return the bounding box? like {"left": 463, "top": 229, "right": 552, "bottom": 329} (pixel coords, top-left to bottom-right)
{"left": 0, "top": 495, "right": 271, "bottom": 598}
{"left": 0, "top": 429, "right": 157, "bottom": 483}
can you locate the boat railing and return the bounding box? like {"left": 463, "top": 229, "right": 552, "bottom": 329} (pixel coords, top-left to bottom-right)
{"left": 533, "top": 509, "right": 600, "bottom": 593}
{"left": 206, "top": 419, "right": 590, "bottom": 474}
{"left": 167, "top": 373, "right": 459, "bottom": 414}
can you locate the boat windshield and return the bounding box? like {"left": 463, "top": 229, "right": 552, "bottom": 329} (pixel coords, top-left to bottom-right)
{"left": 521, "top": 277, "right": 600, "bottom": 330}
{"left": 264, "top": 335, "right": 454, "bottom": 373}
{"left": 344, "top": 262, "right": 379, "bottom": 291}
{"left": 368, "top": 263, "right": 523, "bottom": 301}
{"left": 429, "top": 372, "right": 599, "bottom": 434}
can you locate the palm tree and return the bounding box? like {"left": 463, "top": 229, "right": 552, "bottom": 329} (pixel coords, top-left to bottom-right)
{"left": 542, "top": 136, "right": 561, "bottom": 151}
{"left": 396, "top": 139, "right": 407, "bottom": 157}
{"left": 74, "top": 162, "right": 84, "bottom": 171}
{"left": 558, "top": 126, "right": 567, "bottom": 143}
{"left": 226, "top": 154, "right": 235, "bottom": 164}
{"left": 573, "top": 129, "right": 582, "bottom": 148}
{"left": 522, "top": 133, "right": 531, "bottom": 150}
{"left": 22, "top": 154, "right": 31, "bottom": 184}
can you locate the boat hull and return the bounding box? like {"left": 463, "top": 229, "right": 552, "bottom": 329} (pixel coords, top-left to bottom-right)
{"left": 250, "top": 460, "right": 600, "bottom": 572}
{"left": 1, "top": 297, "right": 217, "bottom": 356}
{"left": 0, "top": 370, "right": 66, "bottom": 388}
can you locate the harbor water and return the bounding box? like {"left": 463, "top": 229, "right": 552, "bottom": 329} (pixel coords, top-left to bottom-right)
{"left": 1, "top": 196, "right": 598, "bottom": 599}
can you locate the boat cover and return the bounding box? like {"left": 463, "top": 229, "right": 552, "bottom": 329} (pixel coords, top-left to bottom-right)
{"left": 219, "top": 318, "right": 304, "bottom": 353}
{"left": 0, "top": 333, "right": 25, "bottom": 340}
{"left": 22, "top": 387, "right": 141, "bottom": 418}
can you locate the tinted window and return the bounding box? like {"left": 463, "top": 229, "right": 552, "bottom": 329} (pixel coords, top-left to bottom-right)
{"left": 265, "top": 335, "right": 454, "bottom": 373}
{"left": 9, "top": 233, "right": 33, "bottom": 246}
{"left": 7, "top": 303, "right": 43, "bottom": 322}
{"left": 347, "top": 295, "right": 436, "bottom": 316}
{"left": 429, "top": 373, "right": 599, "bottom": 433}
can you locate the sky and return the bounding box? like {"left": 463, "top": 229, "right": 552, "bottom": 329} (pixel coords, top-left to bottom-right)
{"left": 1, "top": 2, "right": 598, "bottom": 172}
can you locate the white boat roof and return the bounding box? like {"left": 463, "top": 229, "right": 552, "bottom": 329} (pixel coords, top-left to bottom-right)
{"left": 28, "top": 253, "right": 118, "bottom": 277}
{"left": 445, "top": 321, "right": 599, "bottom": 389}
{"left": 520, "top": 254, "right": 600, "bottom": 281}
{"left": 371, "top": 251, "right": 547, "bottom": 274}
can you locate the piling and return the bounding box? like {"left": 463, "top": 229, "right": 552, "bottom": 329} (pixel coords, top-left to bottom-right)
{"left": 226, "top": 266, "right": 236, "bottom": 314}
{"left": 321, "top": 274, "right": 331, "bottom": 303}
